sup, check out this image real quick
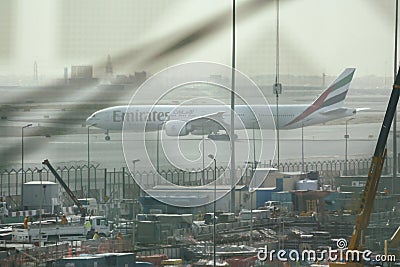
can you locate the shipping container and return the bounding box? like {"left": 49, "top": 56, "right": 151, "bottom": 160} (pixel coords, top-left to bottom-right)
{"left": 271, "top": 191, "right": 292, "bottom": 203}
{"left": 137, "top": 221, "right": 161, "bottom": 244}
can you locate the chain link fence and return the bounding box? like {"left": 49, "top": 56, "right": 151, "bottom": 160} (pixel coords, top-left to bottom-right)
{"left": 0, "top": 157, "right": 391, "bottom": 209}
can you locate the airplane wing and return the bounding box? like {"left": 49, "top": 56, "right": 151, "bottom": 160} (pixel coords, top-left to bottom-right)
{"left": 355, "top": 108, "right": 370, "bottom": 112}
{"left": 187, "top": 111, "right": 226, "bottom": 124}
{"left": 320, "top": 107, "right": 370, "bottom": 116}
{"left": 319, "top": 107, "right": 349, "bottom": 116}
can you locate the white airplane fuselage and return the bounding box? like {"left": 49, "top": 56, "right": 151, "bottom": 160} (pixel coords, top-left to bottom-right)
{"left": 86, "top": 68, "right": 360, "bottom": 138}
{"left": 87, "top": 104, "right": 355, "bottom": 132}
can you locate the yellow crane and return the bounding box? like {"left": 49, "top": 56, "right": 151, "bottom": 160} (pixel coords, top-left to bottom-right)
{"left": 330, "top": 67, "right": 400, "bottom": 267}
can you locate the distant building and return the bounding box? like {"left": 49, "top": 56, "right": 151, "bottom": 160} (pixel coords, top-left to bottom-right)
{"left": 71, "top": 65, "right": 93, "bottom": 79}
{"left": 134, "top": 71, "right": 147, "bottom": 85}
{"left": 69, "top": 65, "right": 98, "bottom": 85}
{"left": 63, "top": 67, "right": 67, "bottom": 84}
{"left": 108, "top": 71, "right": 147, "bottom": 86}
{"left": 112, "top": 75, "right": 134, "bottom": 84}
{"left": 105, "top": 54, "right": 113, "bottom": 76}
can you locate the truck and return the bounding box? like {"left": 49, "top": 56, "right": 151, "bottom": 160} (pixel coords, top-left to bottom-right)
{"left": 76, "top": 198, "right": 98, "bottom": 215}
{"left": 261, "top": 201, "right": 280, "bottom": 211}
{"left": 11, "top": 215, "right": 110, "bottom": 243}
{"left": 9, "top": 160, "right": 111, "bottom": 243}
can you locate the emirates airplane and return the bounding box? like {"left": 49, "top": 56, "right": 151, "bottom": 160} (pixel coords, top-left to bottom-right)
{"left": 87, "top": 68, "right": 361, "bottom": 141}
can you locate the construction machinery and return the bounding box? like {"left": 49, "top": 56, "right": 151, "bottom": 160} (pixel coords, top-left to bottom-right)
{"left": 10, "top": 160, "right": 111, "bottom": 243}
{"left": 330, "top": 68, "right": 400, "bottom": 267}
{"left": 11, "top": 215, "right": 110, "bottom": 243}
{"left": 42, "top": 159, "right": 86, "bottom": 222}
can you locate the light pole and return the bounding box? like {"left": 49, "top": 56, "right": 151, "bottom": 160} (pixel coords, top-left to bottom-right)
{"left": 245, "top": 161, "right": 257, "bottom": 246}
{"left": 249, "top": 188, "right": 253, "bottom": 245}
{"left": 273, "top": 0, "right": 282, "bottom": 170}
{"left": 131, "top": 159, "right": 140, "bottom": 251}
{"left": 208, "top": 154, "right": 217, "bottom": 267}
{"left": 301, "top": 121, "right": 304, "bottom": 173}
{"left": 87, "top": 124, "right": 96, "bottom": 198}
{"left": 274, "top": 84, "right": 282, "bottom": 170}
{"left": 131, "top": 159, "right": 141, "bottom": 196}
{"left": 230, "top": 0, "right": 236, "bottom": 215}
{"left": 249, "top": 122, "right": 259, "bottom": 245}
{"left": 21, "top": 123, "right": 32, "bottom": 209}
{"left": 247, "top": 121, "right": 260, "bottom": 183}
{"left": 22, "top": 123, "right": 32, "bottom": 181}
{"left": 245, "top": 160, "right": 260, "bottom": 246}
{"left": 393, "top": 0, "right": 399, "bottom": 195}
{"left": 252, "top": 122, "right": 259, "bottom": 170}
{"left": 132, "top": 159, "right": 140, "bottom": 196}
{"left": 344, "top": 118, "right": 354, "bottom": 175}
{"left": 156, "top": 123, "right": 163, "bottom": 173}
{"left": 202, "top": 123, "right": 205, "bottom": 185}
{"left": 132, "top": 159, "right": 140, "bottom": 176}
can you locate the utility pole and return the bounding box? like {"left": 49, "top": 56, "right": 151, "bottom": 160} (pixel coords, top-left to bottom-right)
{"left": 393, "top": 0, "right": 399, "bottom": 194}
{"left": 230, "top": 0, "right": 236, "bottom": 214}
{"left": 274, "top": 0, "right": 282, "bottom": 169}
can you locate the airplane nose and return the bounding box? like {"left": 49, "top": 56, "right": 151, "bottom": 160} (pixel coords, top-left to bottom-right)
{"left": 86, "top": 115, "right": 97, "bottom": 125}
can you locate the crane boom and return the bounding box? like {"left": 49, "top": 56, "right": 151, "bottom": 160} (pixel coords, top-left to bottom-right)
{"left": 330, "top": 68, "right": 400, "bottom": 267}
{"left": 42, "top": 159, "right": 86, "bottom": 220}
{"left": 350, "top": 68, "right": 400, "bottom": 251}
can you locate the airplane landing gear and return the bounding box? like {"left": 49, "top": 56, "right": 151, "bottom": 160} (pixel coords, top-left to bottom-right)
{"left": 104, "top": 129, "right": 110, "bottom": 141}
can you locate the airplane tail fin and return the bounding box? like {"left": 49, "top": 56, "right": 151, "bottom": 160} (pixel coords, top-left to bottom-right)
{"left": 284, "top": 68, "right": 356, "bottom": 127}
{"left": 311, "top": 68, "right": 356, "bottom": 110}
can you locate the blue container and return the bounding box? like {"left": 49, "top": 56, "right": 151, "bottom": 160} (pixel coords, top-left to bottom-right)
{"left": 136, "top": 262, "right": 154, "bottom": 267}
{"left": 271, "top": 191, "right": 292, "bottom": 202}
{"left": 255, "top": 188, "right": 279, "bottom": 208}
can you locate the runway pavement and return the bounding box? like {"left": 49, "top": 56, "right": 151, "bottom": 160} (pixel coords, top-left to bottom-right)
{"left": 2, "top": 122, "right": 381, "bottom": 171}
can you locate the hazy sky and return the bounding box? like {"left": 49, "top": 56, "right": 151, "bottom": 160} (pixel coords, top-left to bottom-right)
{"left": 0, "top": 0, "right": 396, "bottom": 78}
